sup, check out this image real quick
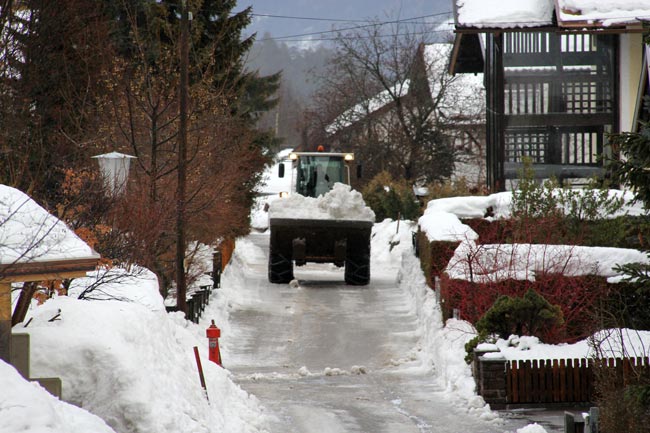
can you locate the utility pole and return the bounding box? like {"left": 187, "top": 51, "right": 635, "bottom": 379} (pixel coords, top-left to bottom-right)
{"left": 176, "top": 0, "right": 189, "bottom": 317}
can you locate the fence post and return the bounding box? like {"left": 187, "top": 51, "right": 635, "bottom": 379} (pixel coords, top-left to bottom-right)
{"left": 585, "top": 407, "right": 599, "bottom": 433}
{"left": 212, "top": 251, "right": 222, "bottom": 289}
{"left": 472, "top": 348, "right": 507, "bottom": 408}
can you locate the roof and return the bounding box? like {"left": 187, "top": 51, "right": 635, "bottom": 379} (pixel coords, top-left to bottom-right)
{"left": 327, "top": 43, "right": 485, "bottom": 134}
{"left": 423, "top": 43, "right": 485, "bottom": 121}
{"left": 326, "top": 81, "right": 411, "bottom": 135}
{"left": 0, "top": 185, "right": 99, "bottom": 282}
{"left": 454, "top": 0, "right": 650, "bottom": 30}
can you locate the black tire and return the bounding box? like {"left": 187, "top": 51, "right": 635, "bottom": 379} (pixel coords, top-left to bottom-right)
{"left": 345, "top": 247, "right": 370, "bottom": 286}
{"left": 268, "top": 251, "right": 294, "bottom": 284}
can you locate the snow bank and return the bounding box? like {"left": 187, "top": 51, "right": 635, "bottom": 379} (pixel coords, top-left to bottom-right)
{"left": 398, "top": 251, "right": 499, "bottom": 421}
{"left": 68, "top": 266, "right": 164, "bottom": 311}
{"left": 418, "top": 211, "right": 478, "bottom": 242}
{"left": 445, "top": 241, "right": 650, "bottom": 282}
{"left": 425, "top": 189, "right": 643, "bottom": 222}
{"left": 0, "top": 361, "right": 117, "bottom": 433}
{"left": 370, "top": 219, "right": 416, "bottom": 265}
{"left": 517, "top": 424, "right": 548, "bottom": 433}
{"left": 269, "top": 183, "right": 375, "bottom": 221}
{"left": 18, "top": 296, "right": 267, "bottom": 433}
{"left": 480, "top": 328, "right": 650, "bottom": 362}
{"left": 0, "top": 184, "right": 99, "bottom": 264}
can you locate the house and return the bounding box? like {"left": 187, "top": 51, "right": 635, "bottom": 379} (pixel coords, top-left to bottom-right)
{"left": 0, "top": 185, "right": 99, "bottom": 371}
{"left": 450, "top": 0, "right": 650, "bottom": 191}
{"left": 326, "top": 42, "right": 487, "bottom": 187}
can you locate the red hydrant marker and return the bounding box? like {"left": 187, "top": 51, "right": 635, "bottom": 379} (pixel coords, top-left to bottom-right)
{"left": 206, "top": 319, "right": 223, "bottom": 367}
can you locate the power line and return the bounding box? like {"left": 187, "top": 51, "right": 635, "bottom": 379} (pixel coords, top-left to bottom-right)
{"left": 251, "top": 13, "right": 373, "bottom": 23}
{"left": 262, "top": 27, "right": 456, "bottom": 44}
{"left": 257, "top": 12, "right": 453, "bottom": 42}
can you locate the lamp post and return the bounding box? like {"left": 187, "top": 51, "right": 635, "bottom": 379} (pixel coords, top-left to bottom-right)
{"left": 92, "top": 151, "right": 136, "bottom": 196}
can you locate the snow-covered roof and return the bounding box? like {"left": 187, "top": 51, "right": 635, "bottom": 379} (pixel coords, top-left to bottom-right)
{"left": 423, "top": 43, "right": 484, "bottom": 121}
{"left": 326, "top": 81, "right": 411, "bottom": 135}
{"left": 0, "top": 185, "right": 99, "bottom": 267}
{"left": 326, "top": 43, "right": 485, "bottom": 134}
{"left": 455, "top": 0, "right": 650, "bottom": 29}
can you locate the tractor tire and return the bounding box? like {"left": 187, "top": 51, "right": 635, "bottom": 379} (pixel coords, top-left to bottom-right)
{"left": 344, "top": 247, "right": 370, "bottom": 286}
{"left": 268, "top": 250, "right": 294, "bottom": 284}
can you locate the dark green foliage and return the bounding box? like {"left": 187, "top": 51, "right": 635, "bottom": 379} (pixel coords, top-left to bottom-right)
{"left": 475, "top": 289, "right": 564, "bottom": 340}
{"left": 361, "top": 171, "right": 420, "bottom": 221}
{"left": 608, "top": 97, "right": 650, "bottom": 210}
{"left": 464, "top": 332, "right": 488, "bottom": 364}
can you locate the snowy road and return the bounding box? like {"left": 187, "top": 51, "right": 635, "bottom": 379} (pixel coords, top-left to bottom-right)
{"left": 221, "top": 231, "right": 566, "bottom": 433}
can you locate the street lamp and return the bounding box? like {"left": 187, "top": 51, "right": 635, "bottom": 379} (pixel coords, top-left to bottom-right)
{"left": 92, "top": 151, "right": 136, "bottom": 196}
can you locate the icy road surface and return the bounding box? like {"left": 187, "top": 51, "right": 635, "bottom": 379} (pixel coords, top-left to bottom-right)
{"left": 225, "top": 232, "right": 564, "bottom": 433}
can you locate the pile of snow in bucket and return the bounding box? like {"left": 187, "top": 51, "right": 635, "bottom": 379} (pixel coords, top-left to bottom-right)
{"left": 269, "top": 183, "right": 375, "bottom": 221}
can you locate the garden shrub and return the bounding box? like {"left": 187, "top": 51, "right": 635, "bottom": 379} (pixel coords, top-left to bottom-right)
{"left": 475, "top": 289, "right": 563, "bottom": 340}
{"left": 416, "top": 230, "right": 460, "bottom": 289}
{"left": 362, "top": 171, "right": 420, "bottom": 221}
{"left": 423, "top": 177, "right": 485, "bottom": 200}
{"left": 442, "top": 271, "right": 609, "bottom": 344}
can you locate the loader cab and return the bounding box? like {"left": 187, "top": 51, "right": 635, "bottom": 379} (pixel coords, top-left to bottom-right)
{"left": 279, "top": 151, "right": 355, "bottom": 198}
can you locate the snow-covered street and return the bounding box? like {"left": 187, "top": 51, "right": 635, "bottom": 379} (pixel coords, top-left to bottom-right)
{"left": 217, "top": 226, "right": 565, "bottom": 433}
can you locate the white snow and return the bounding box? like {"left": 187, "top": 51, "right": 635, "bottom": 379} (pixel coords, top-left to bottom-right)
{"left": 17, "top": 296, "right": 267, "bottom": 433}
{"left": 326, "top": 81, "right": 411, "bottom": 134}
{"left": 517, "top": 424, "right": 548, "bottom": 433}
{"left": 479, "top": 328, "right": 650, "bottom": 362}
{"left": 445, "top": 241, "right": 650, "bottom": 283}
{"left": 423, "top": 189, "right": 642, "bottom": 223}
{"left": 418, "top": 211, "right": 478, "bottom": 242}
{"left": 6, "top": 186, "right": 648, "bottom": 433}
{"left": 269, "top": 183, "right": 375, "bottom": 222}
{"left": 5, "top": 270, "right": 268, "bottom": 433}
{"left": 398, "top": 245, "right": 500, "bottom": 421}
{"left": 456, "top": 0, "right": 555, "bottom": 28}
{"left": 456, "top": 0, "right": 650, "bottom": 28}
{"left": 67, "top": 266, "right": 164, "bottom": 311}
{"left": 0, "top": 361, "right": 117, "bottom": 433}
{"left": 0, "top": 184, "right": 99, "bottom": 264}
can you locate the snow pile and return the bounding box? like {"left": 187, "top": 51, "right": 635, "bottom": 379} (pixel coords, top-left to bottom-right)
{"left": 478, "top": 328, "right": 650, "bottom": 362}
{"left": 517, "top": 424, "right": 548, "bottom": 433}
{"left": 418, "top": 211, "right": 478, "bottom": 242}
{"left": 424, "top": 189, "right": 642, "bottom": 222}
{"left": 250, "top": 197, "right": 272, "bottom": 231}
{"left": 269, "top": 183, "right": 375, "bottom": 222}
{"left": 11, "top": 291, "right": 267, "bottom": 433}
{"left": 370, "top": 219, "right": 417, "bottom": 265}
{"left": 68, "top": 266, "right": 164, "bottom": 311}
{"left": 398, "top": 251, "right": 499, "bottom": 421}
{"left": 0, "top": 361, "right": 117, "bottom": 433}
{"left": 445, "top": 241, "right": 650, "bottom": 282}
{"left": 0, "top": 184, "right": 99, "bottom": 264}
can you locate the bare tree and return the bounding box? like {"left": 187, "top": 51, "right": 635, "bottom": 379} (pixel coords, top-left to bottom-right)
{"left": 305, "top": 20, "right": 484, "bottom": 186}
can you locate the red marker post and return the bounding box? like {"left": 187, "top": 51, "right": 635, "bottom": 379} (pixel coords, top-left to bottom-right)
{"left": 206, "top": 320, "right": 222, "bottom": 367}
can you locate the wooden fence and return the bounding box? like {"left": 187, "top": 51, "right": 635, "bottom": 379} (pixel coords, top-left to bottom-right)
{"left": 505, "top": 357, "right": 650, "bottom": 405}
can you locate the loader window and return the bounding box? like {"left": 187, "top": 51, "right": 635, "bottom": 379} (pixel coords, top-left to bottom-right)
{"left": 296, "top": 156, "right": 345, "bottom": 197}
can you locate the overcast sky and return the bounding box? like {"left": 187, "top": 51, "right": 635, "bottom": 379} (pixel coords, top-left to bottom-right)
{"left": 236, "top": 0, "right": 453, "bottom": 45}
